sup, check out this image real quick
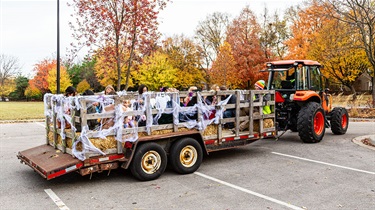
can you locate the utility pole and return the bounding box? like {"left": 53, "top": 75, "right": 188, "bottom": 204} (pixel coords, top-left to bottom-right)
{"left": 56, "top": 0, "right": 61, "bottom": 94}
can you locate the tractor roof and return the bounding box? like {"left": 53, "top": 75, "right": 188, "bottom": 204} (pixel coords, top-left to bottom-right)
{"left": 267, "top": 60, "right": 321, "bottom": 66}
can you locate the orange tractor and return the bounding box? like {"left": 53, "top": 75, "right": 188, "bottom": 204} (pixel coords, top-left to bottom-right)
{"left": 265, "top": 60, "right": 349, "bottom": 143}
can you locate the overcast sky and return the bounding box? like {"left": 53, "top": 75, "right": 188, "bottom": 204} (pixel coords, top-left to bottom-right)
{"left": 0, "top": 0, "right": 304, "bottom": 77}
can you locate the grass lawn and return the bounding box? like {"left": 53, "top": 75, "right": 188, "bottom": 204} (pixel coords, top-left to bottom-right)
{"left": 0, "top": 101, "right": 44, "bottom": 120}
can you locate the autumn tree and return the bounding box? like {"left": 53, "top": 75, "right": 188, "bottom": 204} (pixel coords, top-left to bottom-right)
{"left": 322, "top": 0, "right": 375, "bottom": 105}
{"left": 161, "top": 35, "right": 205, "bottom": 89}
{"left": 0, "top": 54, "right": 20, "bottom": 100}
{"left": 308, "top": 18, "right": 370, "bottom": 95}
{"left": 94, "top": 47, "right": 133, "bottom": 90}
{"left": 47, "top": 66, "right": 72, "bottom": 94}
{"left": 69, "top": 0, "right": 169, "bottom": 91}
{"left": 284, "top": 1, "right": 330, "bottom": 59}
{"left": 25, "top": 84, "right": 42, "bottom": 100}
{"left": 226, "top": 6, "right": 267, "bottom": 88}
{"left": 76, "top": 79, "right": 91, "bottom": 93}
{"left": 29, "top": 59, "right": 56, "bottom": 94}
{"left": 134, "top": 52, "right": 178, "bottom": 90}
{"left": 195, "top": 12, "right": 230, "bottom": 84}
{"left": 209, "top": 42, "right": 240, "bottom": 88}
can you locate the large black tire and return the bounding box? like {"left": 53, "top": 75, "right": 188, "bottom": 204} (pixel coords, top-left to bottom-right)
{"left": 130, "top": 142, "right": 167, "bottom": 181}
{"left": 297, "top": 102, "right": 326, "bottom": 143}
{"left": 330, "top": 107, "right": 349, "bottom": 135}
{"left": 170, "top": 138, "right": 203, "bottom": 174}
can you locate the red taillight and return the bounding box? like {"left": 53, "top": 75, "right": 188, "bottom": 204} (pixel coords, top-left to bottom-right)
{"left": 275, "top": 91, "right": 285, "bottom": 103}
{"left": 124, "top": 141, "right": 133, "bottom": 149}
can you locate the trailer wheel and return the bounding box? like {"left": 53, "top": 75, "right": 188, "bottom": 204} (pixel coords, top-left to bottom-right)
{"left": 297, "top": 102, "right": 325, "bottom": 143}
{"left": 170, "top": 138, "right": 203, "bottom": 174}
{"left": 330, "top": 107, "right": 349, "bottom": 135}
{"left": 130, "top": 142, "right": 167, "bottom": 181}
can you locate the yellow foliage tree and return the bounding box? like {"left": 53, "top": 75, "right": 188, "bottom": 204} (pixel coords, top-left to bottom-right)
{"left": 25, "top": 83, "right": 42, "bottom": 100}
{"left": 76, "top": 79, "right": 91, "bottom": 94}
{"left": 47, "top": 66, "right": 72, "bottom": 94}
{"left": 134, "top": 52, "right": 178, "bottom": 91}
{"left": 162, "top": 35, "right": 205, "bottom": 89}
{"left": 0, "top": 78, "right": 16, "bottom": 99}
{"left": 308, "top": 18, "right": 370, "bottom": 94}
{"left": 94, "top": 47, "right": 134, "bottom": 91}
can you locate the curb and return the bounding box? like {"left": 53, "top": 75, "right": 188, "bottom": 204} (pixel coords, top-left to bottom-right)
{"left": 352, "top": 135, "right": 375, "bottom": 151}
{"left": 349, "top": 118, "right": 375, "bottom": 122}
{"left": 0, "top": 119, "right": 45, "bottom": 124}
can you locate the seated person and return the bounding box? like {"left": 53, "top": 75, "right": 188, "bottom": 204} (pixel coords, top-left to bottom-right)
{"left": 75, "top": 89, "right": 99, "bottom": 132}
{"left": 220, "top": 85, "right": 236, "bottom": 129}
{"left": 122, "top": 100, "right": 135, "bottom": 128}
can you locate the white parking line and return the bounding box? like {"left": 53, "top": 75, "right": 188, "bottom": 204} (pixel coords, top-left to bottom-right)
{"left": 194, "top": 172, "right": 304, "bottom": 210}
{"left": 272, "top": 152, "right": 375, "bottom": 175}
{"left": 44, "top": 189, "right": 70, "bottom": 210}
{"left": 35, "top": 122, "right": 45, "bottom": 128}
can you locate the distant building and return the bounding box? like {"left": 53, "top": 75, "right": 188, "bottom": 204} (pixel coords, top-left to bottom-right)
{"left": 353, "top": 72, "right": 372, "bottom": 92}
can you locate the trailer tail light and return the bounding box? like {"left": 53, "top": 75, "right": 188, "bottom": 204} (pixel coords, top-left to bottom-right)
{"left": 124, "top": 141, "right": 133, "bottom": 149}
{"left": 275, "top": 91, "right": 285, "bottom": 103}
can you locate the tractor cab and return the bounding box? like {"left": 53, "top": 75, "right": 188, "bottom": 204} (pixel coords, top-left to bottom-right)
{"left": 266, "top": 60, "right": 325, "bottom": 103}
{"left": 263, "top": 60, "right": 348, "bottom": 143}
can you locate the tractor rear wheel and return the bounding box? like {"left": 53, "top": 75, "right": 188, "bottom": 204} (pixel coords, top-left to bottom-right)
{"left": 330, "top": 107, "right": 349, "bottom": 135}
{"left": 297, "top": 102, "right": 325, "bottom": 143}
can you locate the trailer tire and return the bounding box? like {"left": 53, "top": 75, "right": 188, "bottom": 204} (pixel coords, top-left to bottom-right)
{"left": 330, "top": 107, "right": 349, "bottom": 135}
{"left": 170, "top": 138, "right": 203, "bottom": 174}
{"left": 297, "top": 102, "right": 325, "bottom": 143}
{"left": 130, "top": 142, "right": 167, "bottom": 181}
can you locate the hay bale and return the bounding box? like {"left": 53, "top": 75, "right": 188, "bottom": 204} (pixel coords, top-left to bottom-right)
{"left": 203, "top": 125, "right": 218, "bottom": 136}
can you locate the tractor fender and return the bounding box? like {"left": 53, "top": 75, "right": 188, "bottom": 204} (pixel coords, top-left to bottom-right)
{"left": 293, "top": 91, "right": 321, "bottom": 103}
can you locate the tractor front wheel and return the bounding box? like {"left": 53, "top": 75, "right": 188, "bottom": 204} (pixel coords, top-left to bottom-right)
{"left": 330, "top": 107, "right": 349, "bottom": 135}
{"left": 297, "top": 102, "right": 326, "bottom": 143}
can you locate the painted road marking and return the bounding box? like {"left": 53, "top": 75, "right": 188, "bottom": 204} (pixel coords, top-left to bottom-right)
{"left": 44, "top": 189, "right": 70, "bottom": 210}
{"left": 194, "top": 172, "right": 304, "bottom": 210}
{"left": 35, "top": 122, "right": 46, "bottom": 128}
{"left": 272, "top": 152, "right": 375, "bottom": 175}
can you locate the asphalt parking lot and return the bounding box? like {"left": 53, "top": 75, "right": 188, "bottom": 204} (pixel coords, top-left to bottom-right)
{"left": 0, "top": 121, "right": 374, "bottom": 210}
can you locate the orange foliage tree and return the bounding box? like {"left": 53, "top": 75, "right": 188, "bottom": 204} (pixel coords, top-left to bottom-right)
{"left": 209, "top": 42, "right": 240, "bottom": 89}
{"left": 29, "top": 59, "right": 56, "bottom": 94}
{"left": 284, "top": 1, "right": 330, "bottom": 59}
{"left": 226, "top": 6, "right": 267, "bottom": 88}
{"left": 69, "top": 0, "right": 169, "bottom": 91}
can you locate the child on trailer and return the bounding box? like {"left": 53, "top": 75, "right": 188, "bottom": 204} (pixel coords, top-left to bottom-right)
{"left": 123, "top": 99, "right": 135, "bottom": 128}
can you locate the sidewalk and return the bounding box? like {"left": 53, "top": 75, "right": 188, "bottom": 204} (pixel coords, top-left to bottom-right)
{"left": 352, "top": 134, "right": 375, "bottom": 151}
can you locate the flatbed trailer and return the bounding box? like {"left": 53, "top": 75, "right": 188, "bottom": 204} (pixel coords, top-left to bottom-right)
{"left": 18, "top": 89, "right": 276, "bottom": 181}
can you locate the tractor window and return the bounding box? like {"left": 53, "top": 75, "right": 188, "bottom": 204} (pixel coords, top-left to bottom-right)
{"left": 310, "top": 66, "right": 322, "bottom": 91}
{"left": 296, "top": 66, "right": 308, "bottom": 90}
{"left": 270, "top": 71, "right": 286, "bottom": 89}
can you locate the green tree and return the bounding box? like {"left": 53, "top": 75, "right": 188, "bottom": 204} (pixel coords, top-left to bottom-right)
{"left": 68, "top": 57, "right": 101, "bottom": 91}
{"left": 135, "top": 52, "right": 178, "bottom": 90}
{"left": 9, "top": 76, "right": 29, "bottom": 100}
